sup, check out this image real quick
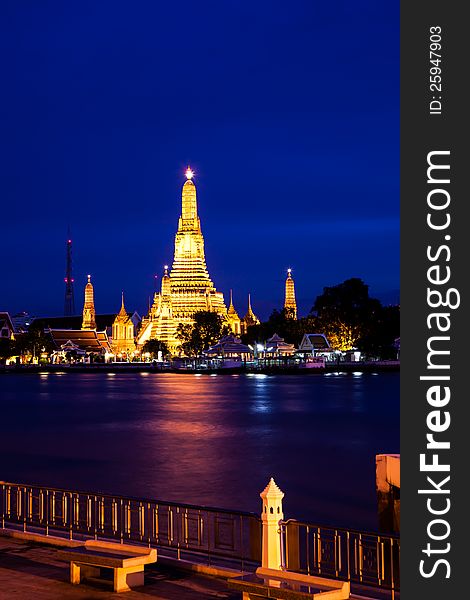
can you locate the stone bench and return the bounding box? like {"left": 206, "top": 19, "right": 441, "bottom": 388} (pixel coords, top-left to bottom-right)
{"left": 228, "top": 567, "right": 350, "bottom": 600}
{"left": 58, "top": 540, "right": 157, "bottom": 592}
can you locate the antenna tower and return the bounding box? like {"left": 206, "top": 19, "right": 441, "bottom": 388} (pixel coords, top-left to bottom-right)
{"left": 64, "top": 231, "right": 75, "bottom": 316}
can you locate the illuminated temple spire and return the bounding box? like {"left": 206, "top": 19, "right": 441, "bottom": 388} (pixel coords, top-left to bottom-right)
{"left": 111, "top": 291, "right": 136, "bottom": 357}
{"left": 168, "top": 168, "right": 226, "bottom": 317}
{"left": 180, "top": 166, "right": 199, "bottom": 227}
{"left": 161, "top": 265, "right": 171, "bottom": 297}
{"left": 136, "top": 168, "right": 227, "bottom": 351}
{"left": 118, "top": 291, "right": 127, "bottom": 318}
{"left": 81, "top": 275, "right": 96, "bottom": 330}
{"left": 227, "top": 289, "right": 242, "bottom": 335}
{"left": 243, "top": 293, "right": 260, "bottom": 328}
{"left": 228, "top": 289, "right": 237, "bottom": 315}
{"left": 284, "top": 268, "right": 297, "bottom": 319}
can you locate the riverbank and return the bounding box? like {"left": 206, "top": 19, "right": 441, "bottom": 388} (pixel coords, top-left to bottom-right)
{"left": 0, "top": 360, "right": 399, "bottom": 375}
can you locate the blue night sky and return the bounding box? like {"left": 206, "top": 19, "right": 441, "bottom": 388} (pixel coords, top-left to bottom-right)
{"left": 1, "top": 1, "right": 399, "bottom": 321}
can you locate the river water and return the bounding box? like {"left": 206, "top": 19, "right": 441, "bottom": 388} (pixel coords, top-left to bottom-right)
{"left": 0, "top": 371, "right": 399, "bottom": 531}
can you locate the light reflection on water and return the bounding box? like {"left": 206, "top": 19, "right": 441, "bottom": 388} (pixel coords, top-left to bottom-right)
{"left": 0, "top": 372, "right": 399, "bottom": 530}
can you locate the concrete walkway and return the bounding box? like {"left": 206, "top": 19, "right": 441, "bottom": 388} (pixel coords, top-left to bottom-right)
{"left": 0, "top": 536, "right": 240, "bottom": 599}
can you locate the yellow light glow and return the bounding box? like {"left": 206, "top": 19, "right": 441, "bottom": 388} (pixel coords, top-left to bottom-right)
{"left": 185, "top": 166, "right": 194, "bottom": 180}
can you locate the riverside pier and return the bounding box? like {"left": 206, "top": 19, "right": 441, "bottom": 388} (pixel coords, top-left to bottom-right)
{"left": 0, "top": 360, "right": 400, "bottom": 376}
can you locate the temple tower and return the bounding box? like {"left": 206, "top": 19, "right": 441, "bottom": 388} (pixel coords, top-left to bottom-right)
{"left": 81, "top": 275, "right": 96, "bottom": 330}
{"left": 169, "top": 167, "right": 227, "bottom": 318}
{"left": 226, "top": 290, "right": 241, "bottom": 335}
{"left": 111, "top": 292, "right": 136, "bottom": 357}
{"left": 284, "top": 268, "right": 297, "bottom": 319}
{"left": 137, "top": 168, "right": 227, "bottom": 352}
{"left": 241, "top": 293, "right": 260, "bottom": 334}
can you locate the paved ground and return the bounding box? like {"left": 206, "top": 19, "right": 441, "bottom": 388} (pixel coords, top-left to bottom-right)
{"left": 0, "top": 536, "right": 240, "bottom": 600}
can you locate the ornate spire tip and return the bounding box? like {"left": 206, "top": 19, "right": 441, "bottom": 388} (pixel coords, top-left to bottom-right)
{"left": 185, "top": 166, "right": 194, "bottom": 180}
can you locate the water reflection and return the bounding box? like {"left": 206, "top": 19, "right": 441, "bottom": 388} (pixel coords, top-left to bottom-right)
{"left": 0, "top": 372, "right": 399, "bottom": 531}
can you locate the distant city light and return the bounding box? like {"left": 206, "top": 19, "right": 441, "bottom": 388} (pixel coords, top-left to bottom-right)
{"left": 185, "top": 166, "right": 194, "bottom": 180}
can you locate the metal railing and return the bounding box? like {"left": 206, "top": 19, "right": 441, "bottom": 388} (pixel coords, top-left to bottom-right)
{"left": 280, "top": 519, "right": 400, "bottom": 598}
{"left": 0, "top": 481, "right": 261, "bottom": 571}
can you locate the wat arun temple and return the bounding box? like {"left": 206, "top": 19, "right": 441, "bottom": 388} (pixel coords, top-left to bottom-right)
{"left": 136, "top": 168, "right": 281, "bottom": 352}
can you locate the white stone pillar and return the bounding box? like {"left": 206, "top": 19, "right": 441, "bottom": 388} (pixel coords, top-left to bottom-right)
{"left": 260, "top": 477, "right": 284, "bottom": 570}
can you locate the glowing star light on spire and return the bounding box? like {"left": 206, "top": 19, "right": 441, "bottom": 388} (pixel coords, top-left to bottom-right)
{"left": 185, "top": 166, "right": 194, "bottom": 180}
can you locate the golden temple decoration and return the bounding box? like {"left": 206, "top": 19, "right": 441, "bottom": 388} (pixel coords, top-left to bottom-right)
{"left": 241, "top": 293, "right": 260, "bottom": 334}
{"left": 81, "top": 275, "right": 96, "bottom": 330}
{"left": 284, "top": 268, "right": 297, "bottom": 320}
{"left": 138, "top": 171, "right": 227, "bottom": 352}
{"left": 111, "top": 292, "right": 136, "bottom": 357}
{"left": 226, "top": 289, "right": 242, "bottom": 335}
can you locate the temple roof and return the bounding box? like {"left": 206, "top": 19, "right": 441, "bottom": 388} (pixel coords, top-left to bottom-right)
{"left": 265, "top": 333, "right": 295, "bottom": 354}
{"left": 260, "top": 477, "right": 285, "bottom": 500}
{"left": 0, "top": 312, "right": 15, "bottom": 339}
{"left": 227, "top": 290, "right": 239, "bottom": 317}
{"left": 299, "top": 333, "right": 331, "bottom": 350}
{"left": 32, "top": 314, "right": 137, "bottom": 331}
{"left": 243, "top": 293, "right": 259, "bottom": 325}
{"left": 114, "top": 293, "right": 131, "bottom": 324}
{"left": 266, "top": 333, "right": 292, "bottom": 346}
{"left": 48, "top": 329, "right": 111, "bottom": 353}
{"left": 205, "top": 335, "right": 252, "bottom": 356}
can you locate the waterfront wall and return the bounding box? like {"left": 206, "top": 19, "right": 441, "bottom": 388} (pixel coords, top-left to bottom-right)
{"left": 376, "top": 454, "right": 400, "bottom": 534}
{"left": 1, "top": 360, "right": 400, "bottom": 375}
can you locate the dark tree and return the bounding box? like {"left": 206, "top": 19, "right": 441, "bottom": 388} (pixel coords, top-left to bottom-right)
{"left": 357, "top": 304, "right": 400, "bottom": 359}
{"left": 242, "top": 309, "right": 318, "bottom": 347}
{"left": 14, "top": 324, "right": 55, "bottom": 360}
{"left": 141, "top": 339, "right": 170, "bottom": 359}
{"left": 311, "top": 278, "right": 382, "bottom": 351}
{"left": 176, "top": 311, "right": 230, "bottom": 356}
{"left": 0, "top": 338, "right": 15, "bottom": 363}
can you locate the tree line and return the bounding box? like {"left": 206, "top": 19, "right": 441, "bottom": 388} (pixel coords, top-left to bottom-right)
{"left": 242, "top": 278, "right": 399, "bottom": 359}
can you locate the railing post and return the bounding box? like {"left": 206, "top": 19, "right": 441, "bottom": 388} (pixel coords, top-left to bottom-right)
{"left": 1, "top": 483, "right": 4, "bottom": 529}
{"left": 260, "top": 477, "right": 284, "bottom": 570}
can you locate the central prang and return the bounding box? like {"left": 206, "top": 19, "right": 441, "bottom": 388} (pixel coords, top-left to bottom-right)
{"left": 137, "top": 170, "right": 228, "bottom": 353}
